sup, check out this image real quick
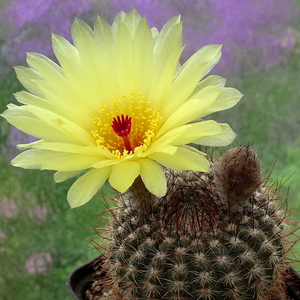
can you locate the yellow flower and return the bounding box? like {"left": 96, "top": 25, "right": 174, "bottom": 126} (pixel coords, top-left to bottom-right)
{"left": 2, "top": 10, "right": 242, "bottom": 208}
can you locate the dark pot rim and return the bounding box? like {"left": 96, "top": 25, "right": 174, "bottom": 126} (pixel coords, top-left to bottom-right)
{"left": 67, "top": 256, "right": 300, "bottom": 300}
{"left": 66, "top": 255, "right": 103, "bottom": 300}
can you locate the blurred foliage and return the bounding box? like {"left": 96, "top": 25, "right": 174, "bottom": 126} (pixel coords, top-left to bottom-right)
{"left": 0, "top": 150, "right": 115, "bottom": 299}
{"left": 272, "top": 139, "right": 300, "bottom": 272}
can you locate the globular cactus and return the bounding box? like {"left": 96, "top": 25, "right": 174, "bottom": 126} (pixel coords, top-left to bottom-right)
{"left": 100, "top": 147, "right": 293, "bottom": 300}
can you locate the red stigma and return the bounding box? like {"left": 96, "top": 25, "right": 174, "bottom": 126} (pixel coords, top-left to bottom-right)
{"left": 111, "top": 114, "right": 132, "bottom": 137}
{"left": 111, "top": 114, "right": 133, "bottom": 152}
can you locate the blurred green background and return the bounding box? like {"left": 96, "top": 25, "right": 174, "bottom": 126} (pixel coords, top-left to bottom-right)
{"left": 1, "top": 0, "right": 300, "bottom": 299}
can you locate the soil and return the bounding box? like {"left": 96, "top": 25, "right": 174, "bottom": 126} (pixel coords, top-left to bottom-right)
{"left": 85, "top": 277, "right": 118, "bottom": 300}
{"left": 83, "top": 262, "right": 123, "bottom": 300}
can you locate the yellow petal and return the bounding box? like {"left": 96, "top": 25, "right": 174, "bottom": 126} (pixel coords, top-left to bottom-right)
{"left": 2, "top": 104, "right": 80, "bottom": 144}
{"left": 150, "top": 16, "right": 183, "bottom": 106}
{"left": 12, "top": 149, "right": 100, "bottom": 171}
{"left": 72, "top": 18, "right": 114, "bottom": 106}
{"left": 51, "top": 33, "right": 80, "bottom": 77}
{"left": 52, "top": 34, "right": 101, "bottom": 114}
{"left": 132, "top": 17, "right": 154, "bottom": 95}
{"left": 113, "top": 21, "right": 136, "bottom": 93}
{"left": 149, "top": 48, "right": 183, "bottom": 109}
{"left": 114, "top": 9, "right": 142, "bottom": 35}
{"left": 149, "top": 146, "right": 210, "bottom": 172}
{"left": 14, "top": 66, "right": 43, "bottom": 97}
{"left": 161, "top": 45, "right": 222, "bottom": 118}
{"left": 143, "top": 144, "right": 178, "bottom": 156}
{"left": 54, "top": 170, "right": 82, "bottom": 183}
{"left": 26, "top": 52, "right": 64, "bottom": 83}
{"left": 34, "top": 81, "right": 93, "bottom": 124}
{"left": 139, "top": 158, "right": 167, "bottom": 197}
{"left": 157, "top": 86, "right": 221, "bottom": 137}
{"left": 153, "top": 15, "right": 182, "bottom": 60}
{"left": 109, "top": 161, "right": 140, "bottom": 193}
{"left": 171, "top": 120, "right": 222, "bottom": 145}
{"left": 24, "top": 105, "right": 95, "bottom": 146}
{"left": 15, "top": 91, "right": 50, "bottom": 109}
{"left": 17, "top": 84, "right": 92, "bottom": 129}
{"left": 192, "top": 75, "right": 226, "bottom": 94}
{"left": 92, "top": 159, "right": 120, "bottom": 169}
{"left": 72, "top": 17, "right": 94, "bottom": 44}
{"left": 151, "top": 125, "right": 190, "bottom": 150}
{"left": 193, "top": 123, "right": 237, "bottom": 146}
{"left": 67, "top": 167, "right": 111, "bottom": 208}
{"left": 15, "top": 61, "right": 95, "bottom": 125}
{"left": 18, "top": 140, "right": 115, "bottom": 159}
{"left": 94, "top": 15, "right": 114, "bottom": 54}
{"left": 203, "top": 87, "right": 243, "bottom": 116}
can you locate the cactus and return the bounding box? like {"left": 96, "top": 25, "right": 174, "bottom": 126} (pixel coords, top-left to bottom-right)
{"left": 99, "top": 147, "right": 294, "bottom": 300}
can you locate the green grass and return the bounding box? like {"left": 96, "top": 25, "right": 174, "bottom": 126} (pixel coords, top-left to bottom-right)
{"left": 1, "top": 31, "right": 300, "bottom": 300}
{"left": 0, "top": 156, "right": 115, "bottom": 299}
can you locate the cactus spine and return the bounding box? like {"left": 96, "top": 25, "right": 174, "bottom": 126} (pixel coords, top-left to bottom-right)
{"left": 101, "top": 147, "right": 293, "bottom": 300}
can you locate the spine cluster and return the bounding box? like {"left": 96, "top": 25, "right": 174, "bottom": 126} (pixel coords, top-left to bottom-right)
{"left": 100, "top": 147, "right": 292, "bottom": 300}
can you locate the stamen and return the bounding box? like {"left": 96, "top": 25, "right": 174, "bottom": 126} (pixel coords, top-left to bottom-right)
{"left": 91, "top": 93, "right": 162, "bottom": 158}
{"left": 111, "top": 114, "right": 132, "bottom": 151}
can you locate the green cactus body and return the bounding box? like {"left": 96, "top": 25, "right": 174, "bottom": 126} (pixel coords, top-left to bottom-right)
{"left": 103, "top": 148, "right": 291, "bottom": 300}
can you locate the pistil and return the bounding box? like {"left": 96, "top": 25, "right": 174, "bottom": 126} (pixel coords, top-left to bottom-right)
{"left": 111, "top": 114, "right": 133, "bottom": 152}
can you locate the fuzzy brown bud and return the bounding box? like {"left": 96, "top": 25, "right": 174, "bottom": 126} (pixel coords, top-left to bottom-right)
{"left": 213, "top": 146, "right": 262, "bottom": 213}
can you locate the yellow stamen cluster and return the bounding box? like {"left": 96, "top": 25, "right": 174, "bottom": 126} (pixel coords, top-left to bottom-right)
{"left": 91, "top": 93, "right": 162, "bottom": 158}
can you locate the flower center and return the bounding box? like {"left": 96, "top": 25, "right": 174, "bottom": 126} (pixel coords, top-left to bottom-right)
{"left": 91, "top": 93, "right": 162, "bottom": 158}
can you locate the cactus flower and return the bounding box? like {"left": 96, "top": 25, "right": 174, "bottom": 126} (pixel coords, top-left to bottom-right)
{"left": 2, "top": 10, "right": 242, "bottom": 208}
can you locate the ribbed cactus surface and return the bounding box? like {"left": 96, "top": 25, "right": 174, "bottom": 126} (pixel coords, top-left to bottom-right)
{"left": 103, "top": 148, "right": 291, "bottom": 300}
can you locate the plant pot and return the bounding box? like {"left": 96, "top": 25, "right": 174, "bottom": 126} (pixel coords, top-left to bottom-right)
{"left": 66, "top": 255, "right": 103, "bottom": 300}
{"left": 67, "top": 255, "right": 300, "bottom": 300}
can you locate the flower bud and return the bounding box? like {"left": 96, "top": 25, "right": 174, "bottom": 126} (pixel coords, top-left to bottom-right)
{"left": 213, "top": 146, "right": 262, "bottom": 213}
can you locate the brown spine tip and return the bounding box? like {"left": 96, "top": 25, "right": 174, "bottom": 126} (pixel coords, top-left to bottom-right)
{"left": 213, "top": 146, "right": 263, "bottom": 213}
